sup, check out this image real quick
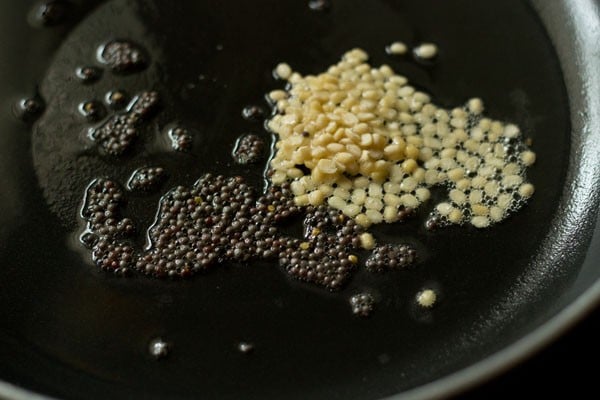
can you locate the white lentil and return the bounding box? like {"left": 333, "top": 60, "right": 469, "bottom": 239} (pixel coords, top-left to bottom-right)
{"left": 365, "top": 209, "right": 384, "bottom": 224}
{"left": 355, "top": 213, "right": 371, "bottom": 228}
{"left": 467, "top": 98, "right": 484, "bottom": 115}
{"left": 436, "top": 202, "right": 453, "bottom": 216}
{"left": 414, "top": 43, "right": 438, "bottom": 59}
{"left": 415, "top": 188, "right": 431, "bottom": 202}
{"left": 490, "top": 206, "right": 505, "bottom": 222}
{"left": 308, "top": 189, "right": 325, "bottom": 206}
{"left": 274, "top": 62, "right": 292, "bottom": 80}
{"left": 386, "top": 41, "right": 408, "bottom": 55}
{"left": 521, "top": 150, "right": 536, "bottom": 166}
{"left": 343, "top": 204, "right": 362, "bottom": 217}
{"left": 328, "top": 195, "right": 346, "bottom": 210}
{"left": 359, "top": 232, "right": 376, "bottom": 250}
{"left": 503, "top": 124, "right": 521, "bottom": 138}
{"left": 383, "top": 206, "right": 398, "bottom": 222}
{"left": 351, "top": 188, "right": 367, "bottom": 205}
{"left": 518, "top": 183, "right": 535, "bottom": 198}
{"left": 365, "top": 196, "right": 384, "bottom": 211}
{"left": 448, "top": 209, "right": 463, "bottom": 224}
{"left": 416, "top": 289, "right": 437, "bottom": 308}
{"left": 266, "top": 48, "right": 536, "bottom": 229}
{"left": 449, "top": 189, "right": 466, "bottom": 205}
{"left": 471, "top": 216, "right": 490, "bottom": 229}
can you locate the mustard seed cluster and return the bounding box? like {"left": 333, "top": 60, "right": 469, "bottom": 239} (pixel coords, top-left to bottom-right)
{"left": 80, "top": 174, "right": 409, "bottom": 290}
{"left": 99, "top": 40, "right": 148, "bottom": 74}
{"left": 267, "top": 49, "right": 536, "bottom": 229}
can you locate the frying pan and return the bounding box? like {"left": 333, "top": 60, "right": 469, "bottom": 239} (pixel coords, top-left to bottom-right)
{"left": 0, "top": 0, "right": 599, "bottom": 399}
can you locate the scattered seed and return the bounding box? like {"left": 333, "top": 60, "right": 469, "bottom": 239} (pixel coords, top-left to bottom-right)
{"left": 12, "top": 96, "right": 45, "bottom": 122}
{"left": 274, "top": 63, "right": 292, "bottom": 80}
{"left": 413, "top": 43, "right": 438, "bottom": 60}
{"left": 241, "top": 105, "right": 266, "bottom": 121}
{"left": 78, "top": 100, "right": 106, "bottom": 122}
{"left": 416, "top": 289, "right": 437, "bottom": 308}
{"left": 238, "top": 342, "right": 255, "bottom": 354}
{"left": 386, "top": 41, "right": 408, "bottom": 55}
{"left": 148, "top": 338, "right": 170, "bottom": 359}
{"left": 308, "top": 0, "right": 330, "bottom": 11}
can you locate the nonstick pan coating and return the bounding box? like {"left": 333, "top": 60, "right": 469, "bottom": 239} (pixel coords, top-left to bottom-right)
{"left": 0, "top": 1, "right": 599, "bottom": 399}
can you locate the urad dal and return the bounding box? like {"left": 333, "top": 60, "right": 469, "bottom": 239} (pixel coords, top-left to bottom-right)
{"left": 267, "top": 49, "right": 536, "bottom": 229}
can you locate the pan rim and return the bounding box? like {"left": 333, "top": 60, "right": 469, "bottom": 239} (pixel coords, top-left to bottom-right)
{"left": 1, "top": 0, "right": 599, "bottom": 399}
{"left": 386, "top": 0, "right": 600, "bottom": 398}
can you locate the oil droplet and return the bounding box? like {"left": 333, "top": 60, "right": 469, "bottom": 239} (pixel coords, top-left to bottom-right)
{"left": 238, "top": 342, "right": 254, "bottom": 354}
{"left": 12, "top": 97, "right": 45, "bottom": 123}
{"left": 349, "top": 292, "right": 375, "bottom": 317}
{"left": 241, "top": 105, "right": 266, "bottom": 121}
{"left": 76, "top": 66, "right": 103, "bottom": 84}
{"left": 105, "top": 90, "right": 128, "bottom": 110}
{"left": 78, "top": 100, "right": 106, "bottom": 122}
{"left": 79, "top": 232, "right": 99, "bottom": 249}
{"left": 308, "top": 0, "right": 331, "bottom": 11}
{"left": 149, "top": 338, "right": 170, "bottom": 359}
{"left": 29, "top": 0, "right": 72, "bottom": 27}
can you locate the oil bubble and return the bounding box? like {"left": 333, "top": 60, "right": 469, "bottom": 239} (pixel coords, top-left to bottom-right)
{"left": 29, "top": 0, "right": 72, "bottom": 27}
{"left": 78, "top": 100, "right": 106, "bottom": 122}
{"left": 308, "top": 0, "right": 331, "bottom": 12}
{"left": 13, "top": 96, "right": 45, "bottom": 123}
{"left": 76, "top": 66, "right": 102, "bottom": 84}
{"left": 105, "top": 90, "right": 129, "bottom": 110}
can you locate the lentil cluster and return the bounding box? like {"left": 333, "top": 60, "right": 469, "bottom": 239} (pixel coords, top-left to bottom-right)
{"left": 267, "top": 49, "right": 536, "bottom": 229}
{"left": 80, "top": 174, "right": 418, "bottom": 290}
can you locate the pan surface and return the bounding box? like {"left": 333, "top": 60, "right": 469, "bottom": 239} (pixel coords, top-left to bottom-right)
{"left": 0, "top": 1, "right": 598, "bottom": 399}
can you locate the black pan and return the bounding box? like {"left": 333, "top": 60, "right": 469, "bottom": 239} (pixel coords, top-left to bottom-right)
{"left": 0, "top": 1, "right": 599, "bottom": 399}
